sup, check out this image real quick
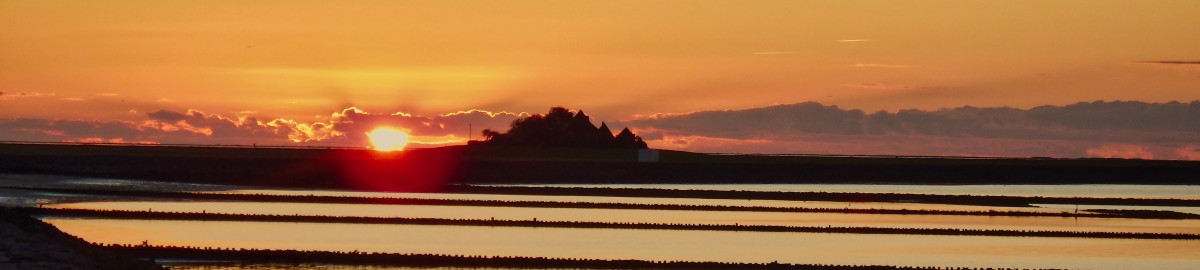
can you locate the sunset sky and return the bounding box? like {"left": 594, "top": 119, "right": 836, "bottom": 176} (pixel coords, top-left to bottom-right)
{"left": 2, "top": 1, "right": 1198, "bottom": 159}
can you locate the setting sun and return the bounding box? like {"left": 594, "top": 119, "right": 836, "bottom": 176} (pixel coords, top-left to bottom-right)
{"left": 366, "top": 127, "right": 410, "bottom": 151}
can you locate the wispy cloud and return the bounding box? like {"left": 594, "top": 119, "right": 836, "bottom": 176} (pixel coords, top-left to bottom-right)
{"left": 156, "top": 98, "right": 176, "bottom": 103}
{"left": 850, "top": 64, "right": 912, "bottom": 68}
{"left": 1137, "top": 60, "right": 1200, "bottom": 65}
{"left": 751, "top": 51, "right": 801, "bottom": 55}
{"left": 1086, "top": 144, "right": 1155, "bottom": 159}
{"left": 836, "top": 39, "right": 871, "bottom": 43}
{"left": 841, "top": 83, "right": 916, "bottom": 90}
{"left": 1177, "top": 145, "right": 1200, "bottom": 160}
{"left": 0, "top": 91, "right": 49, "bottom": 101}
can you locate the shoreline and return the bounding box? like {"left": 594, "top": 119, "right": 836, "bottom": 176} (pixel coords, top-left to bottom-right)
{"left": 116, "top": 244, "right": 1045, "bottom": 270}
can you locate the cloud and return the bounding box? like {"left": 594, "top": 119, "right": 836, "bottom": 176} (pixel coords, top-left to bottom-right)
{"left": 841, "top": 83, "right": 918, "bottom": 90}
{"left": 1137, "top": 61, "right": 1200, "bottom": 65}
{"left": 1086, "top": 144, "right": 1155, "bottom": 159}
{"left": 145, "top": 110, "right": 189, "bottom": 122}
{"left": 5, "top": 101, "right": 1200, "bottom": 159}
{"left": 0, "top": 107, "right": 527, "bottom": 147}
{"left": 0, "top": 91, "right": 48, "bottom": 101}
{"left": 751, "top": 51, "right": 801, "bottom": 55}
{"left": 0, "top": 118, "right": 201, "bottom": 144}
{"left": 1025, "top": 101, "right": 1200, "bottom": 133}
{"left": 629, "top": 102, "right": 867, "bottom": 139}
{"left": 641, "top": 132, "right": 1089, "bottom": 158}
{"left": 850, "top": 64, "right": 912, "bottom": 68}
{"left": 836, "top": 39, "right": 871, "bottom": 43}
{"left": 624, "top": 100, "right": 1200, "bottom": 159}
{"left": 315, "top": 107, "right": 525, "bottom": 145}
{"left": 1176, "top": 145, "right": 1200, "bottom": 161}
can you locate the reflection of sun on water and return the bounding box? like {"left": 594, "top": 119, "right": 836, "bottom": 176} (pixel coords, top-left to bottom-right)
{"left": 366, "top": 127, "right": 409, "bottom": 151}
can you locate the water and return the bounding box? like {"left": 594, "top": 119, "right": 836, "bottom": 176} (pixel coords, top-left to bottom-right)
{"left": 209, "top": 189, "right": 1060, "bottom": 212}
{"left": 210, "top": 187, "right": 1200, "bottom": 214}
{"left": 44, "top": 218, "right": 1200, "bottom": 270}
{"left": 10, "top": 175, "right": 1200, "bottom": 269}
{"left": 49, "top": 200, "right": 1200, "bottom": 234}
{"left": 6, "top": 174, "right": 1197, "bottom": 200}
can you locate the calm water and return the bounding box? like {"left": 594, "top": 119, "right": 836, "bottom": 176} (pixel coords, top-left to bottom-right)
{"left": 44, "top": 218, "right": 1200, "bottom": 270}
{"left": 12, "top": 175, "right": 1200, "bottom": 269}
{"left": 494, "top": 184, "right": 1200, "bottom": 199}
{"left": 210, "top": 189, "right": 1062, "bottom": 212}
{"left": 211, "top": 187, "right": 1200, "bottom": 215}
{"left": 50, "top": 200, "right": 1200, "bottom": 234}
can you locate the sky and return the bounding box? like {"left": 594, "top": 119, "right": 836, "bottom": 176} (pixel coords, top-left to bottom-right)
{"left": 2, "top": 1, "right": 1199, "bottom": 159}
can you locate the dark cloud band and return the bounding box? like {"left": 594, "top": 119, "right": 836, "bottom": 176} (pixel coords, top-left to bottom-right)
{"left": 1137, "top": 61, "right": 1200, "bottom": 65}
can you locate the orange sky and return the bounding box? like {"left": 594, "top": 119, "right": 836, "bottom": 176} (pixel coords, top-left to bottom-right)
{"left": 5, "top": 1, "right": 1199, "bottom": 119}
{"left": 2, "top": 1, "right": 1199, "bottom": 157}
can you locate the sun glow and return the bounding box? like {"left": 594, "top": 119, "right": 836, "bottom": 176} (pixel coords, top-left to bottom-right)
{"left": 366, "top": 127, "right": 410, "bottom": 151}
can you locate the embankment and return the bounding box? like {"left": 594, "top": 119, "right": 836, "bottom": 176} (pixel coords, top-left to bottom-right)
{"left": 2, "top": 143, "right": 1199, "bottom": 187}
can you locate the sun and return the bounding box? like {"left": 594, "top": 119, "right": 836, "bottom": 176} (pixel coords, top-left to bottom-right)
{"left": 366, "top": 127, "right": 410, "bottom": 151}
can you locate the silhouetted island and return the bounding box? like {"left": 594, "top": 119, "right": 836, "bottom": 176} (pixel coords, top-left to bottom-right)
{"left": 475, "top": 107, "right": 648, "bottom": 149}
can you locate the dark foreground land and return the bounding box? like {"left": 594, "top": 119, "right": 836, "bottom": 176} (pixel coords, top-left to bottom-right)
{"left": 0, "top": 208, "right": 160, "bottom": 269}
{"left": 2, "top": 143, "right": 1199, "bottom": 189}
